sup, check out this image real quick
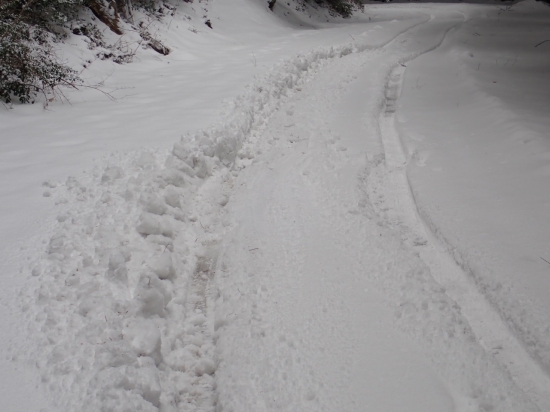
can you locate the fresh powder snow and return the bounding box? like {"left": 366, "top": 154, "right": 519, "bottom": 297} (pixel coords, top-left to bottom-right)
{"left": 1, "top": 0, "right": 549, "bottom": 411}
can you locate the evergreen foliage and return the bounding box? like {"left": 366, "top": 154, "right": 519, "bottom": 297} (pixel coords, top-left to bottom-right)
{"left": 1, "top": 0, "right": 365, "bottom": 104}
{"left": 308, "top": 0, "right": 364, "bottom": 18}
{"left": 0, "top": 0, "right": 82, "bottom": 103}
{"left": 2, "top": 0, "right": 85, "bottom": 28}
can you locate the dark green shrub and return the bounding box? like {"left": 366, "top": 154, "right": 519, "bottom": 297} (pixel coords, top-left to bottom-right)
{"left": 0, "top": 18, "right": 81, "bottom": 103}
{"left": 309, "top": 0, "right": 363, "bottom": 18}
{"left": 1, "top": 0, "right": 86, "bottom": 28}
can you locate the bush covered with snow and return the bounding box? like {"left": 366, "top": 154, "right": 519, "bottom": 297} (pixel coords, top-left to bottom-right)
{"left": 306, "top": 0, "right": 364, "bottom": 17}
{"left": 0, "top": 20, "right": 81, "bottom": 103}
{"left": 0, "top": 0, "right": 368, "bottom": 104}
{"left": 1, "top": 0, "right": 84, "bottom": 28}
{"left": 0, "top": 0, "right": 83, "bottom": 103}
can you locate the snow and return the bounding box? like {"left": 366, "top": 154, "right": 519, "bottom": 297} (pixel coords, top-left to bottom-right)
{"left": 1, "top": 0, "right": 550, "bottom": 411}
{"left": 397, "top": 0, "right": 550, "bottom": 383}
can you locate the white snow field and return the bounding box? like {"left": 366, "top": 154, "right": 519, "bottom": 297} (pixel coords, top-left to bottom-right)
{"left": 1, "top": 0, "right": 550, "bottom": 411}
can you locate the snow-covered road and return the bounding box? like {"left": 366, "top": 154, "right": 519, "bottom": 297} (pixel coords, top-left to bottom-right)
{"left": 1, "top": 3, "right": 427, "bottom": 410}
{"left": 2, "top": 1, "right": 550, "bottom": 411}
{"left": 214, "top": 10, "right": 549, "bottom": 411}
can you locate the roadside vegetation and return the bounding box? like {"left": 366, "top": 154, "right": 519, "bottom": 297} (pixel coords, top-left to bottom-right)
{"left": 0, "top": 0, "right": 364, "bottom": 104}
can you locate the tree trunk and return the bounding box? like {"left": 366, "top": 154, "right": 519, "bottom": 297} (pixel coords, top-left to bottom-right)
{"left": 89, "top": 0, "right": 123, "bottom": 35}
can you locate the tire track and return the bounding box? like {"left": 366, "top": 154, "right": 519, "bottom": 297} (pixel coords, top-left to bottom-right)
{"left": 374, "top": 24, "right": 550, "bottom": 411}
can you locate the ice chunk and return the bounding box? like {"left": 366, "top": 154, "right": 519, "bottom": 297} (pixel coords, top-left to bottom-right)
{"left": 145, "top": 235, "right": 174, "bottom": 252}
{"left": 194, "top": 358, "right": 216, "bottom": 376}
{"left": 193, "top": 154, "right": 212, "bottom": 179}
{"left": 140, "top": 193, "right": 167, "bottom": 216}
{"left": 95, "top": 340, "right": 136, "bottom": 368}
{"left": 135, "top": 152, "right": 156, "bottom": 169}
{"left": 123, "top": 320, "right": 161, "bottom": 360}
{"left": 136, "top": 287, "right": 166, "bottom": 318}
{"left": 148, "top": 252, "right": 175, "bottom": 280}
{"left": 136, "top": 213, "right": 173, "bottom": 238}
{"left": 101, "top": 166, "right": 125, "bottom": 184}
{"left": 134, "top": 274, "right": 171, "bottom": 318}
{"left": 48, "top": 233, "right": 67, "bottom": 255}
{"left": 131, "top": 361, "right": 162, "bottom": 407}
{"left": 159, "top": 169, "right": 187, "bottom": 188}
{"left": 31, "top": 264, "right": 42, "bottom": 277}
{"left": 106, "top": 248, "right": 129, "bottom": 284}
{"left": 163, "top": 187, "right": 181, "bottom": 209}
{"left": 42, "top": 180, "right": 57, "bottom": 188}
{"left": 172, "top": 141, "right": 192, "bottom": 163}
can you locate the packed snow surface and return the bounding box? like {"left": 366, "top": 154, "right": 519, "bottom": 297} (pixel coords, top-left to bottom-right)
{"left": 1, "top": 0, "right": 550, "bottom": 411}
